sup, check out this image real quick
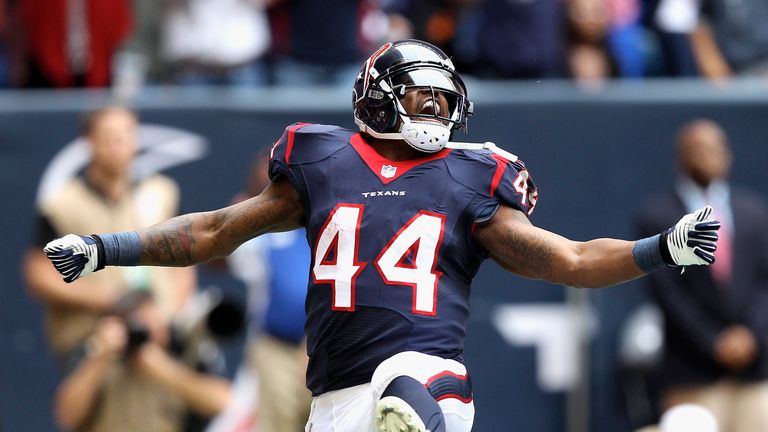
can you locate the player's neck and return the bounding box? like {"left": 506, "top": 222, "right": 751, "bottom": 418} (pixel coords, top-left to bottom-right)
{"left": 365, "top": 136, "right": 424, "bottom": 161}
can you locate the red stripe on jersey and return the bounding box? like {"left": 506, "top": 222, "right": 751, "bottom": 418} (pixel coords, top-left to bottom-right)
{"left": 285, "top": 122, "right": 311, "bottom": 164}
{"left": 490, "top": 153, "right": 510, "bottom": 197}
{"left": 349, "top": 133, "right": 451, "bottom": 184}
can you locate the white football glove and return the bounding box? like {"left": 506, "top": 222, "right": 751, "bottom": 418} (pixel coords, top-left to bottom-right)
{"left": 44, "top": 234, "right": 103, "bottom": 283}
{"left": 661, "top": 206, "right": 720, "bottom": 266}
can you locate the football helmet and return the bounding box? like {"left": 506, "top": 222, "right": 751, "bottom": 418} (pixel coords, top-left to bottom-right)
{"left": 353, "top": 40, "right": 473, "bottom": 153}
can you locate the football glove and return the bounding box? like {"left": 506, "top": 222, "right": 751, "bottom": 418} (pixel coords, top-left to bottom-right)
{"left": 44, "top": 234, "right": 104, "bottom": 283}
{"left": 660, "top": 206, "right": 720, "bottom": 266}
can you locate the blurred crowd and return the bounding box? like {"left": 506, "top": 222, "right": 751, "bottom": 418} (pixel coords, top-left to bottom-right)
{"left": 0, "top": 0, "right": 767, "bottom": 94}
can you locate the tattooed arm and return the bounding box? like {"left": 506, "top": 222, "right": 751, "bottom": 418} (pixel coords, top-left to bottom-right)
{"left": 43, "top": 177, "right": 304, "bottom": 283}
{"left": 473, "top": 205, "right": 645, "bottom": 288}
{"left": 138, "top": 176, "right": 304, "bottom": 267}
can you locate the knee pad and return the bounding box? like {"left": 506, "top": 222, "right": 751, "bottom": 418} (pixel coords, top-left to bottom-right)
{"left": 371, "top": 352, "right": 475, "bottom": 432}
{"left": 381, "top": 376, "right": 445, "bottom": 432}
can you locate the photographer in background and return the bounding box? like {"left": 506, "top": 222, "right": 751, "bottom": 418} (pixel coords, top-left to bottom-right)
{"left": 23, "top": 105, "right": 230, "bottom": 431}
{"left": 54, "top": 293, "right": 232, "bottom": 432}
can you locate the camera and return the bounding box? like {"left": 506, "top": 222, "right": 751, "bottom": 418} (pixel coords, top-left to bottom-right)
{"left": 173, "top": 287, "right": 245, "bottom": 342}
{"left": 120, "top": 288, "right": 245, "bottom": 358}
{"left": 124, "top": 319, "right": 151, "bottom": 356}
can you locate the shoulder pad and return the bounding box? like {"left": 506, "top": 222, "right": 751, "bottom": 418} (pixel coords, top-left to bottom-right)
{"left": 269, "top": 123, "right": 355, "bottom": 166}
{"left": 446, "top": 149, "right": 538, "bottom": 216}
{"left": 444, "top": 149, "right": 503, "bottom": 198}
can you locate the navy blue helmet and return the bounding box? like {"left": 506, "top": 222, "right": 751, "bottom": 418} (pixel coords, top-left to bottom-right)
{"left": 352, "top": 40, "right": 473, "bottom": 153}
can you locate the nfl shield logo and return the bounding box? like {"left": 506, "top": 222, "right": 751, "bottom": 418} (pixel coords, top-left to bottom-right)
{"left": 381, "top": 164, "right": 397, "bottom": 178}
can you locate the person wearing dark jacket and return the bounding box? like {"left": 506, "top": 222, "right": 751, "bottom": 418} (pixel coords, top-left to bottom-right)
{"left": 637, "top": 119, "right": 768, "bottom": 432}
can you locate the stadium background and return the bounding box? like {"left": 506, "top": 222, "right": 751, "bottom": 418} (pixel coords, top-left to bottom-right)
{"left": 2, "top": 81, "right": 768, "bottom": 431}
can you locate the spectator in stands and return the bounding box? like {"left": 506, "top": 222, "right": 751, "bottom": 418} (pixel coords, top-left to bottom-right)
{"left": 603, "top": 0, "right": 646, "bottom": 78}
{"left": 110, "top": 0, "right": 168, "bottom": 98}
{"left": 270, "top": 0, "right": 380, "bottom": 86}
{"left": 15, "top": 0, "right": 133, "bottom": 87}
{"left": 379, "top": 0, "right": 479, "bottom": 74}
{"left": 225, "top": 151, "right": 312, "bottom": 432}
{"left": 566, "top": 0, "right": 616, "bottom": 85}
{"left": 382, "top": 0, "right": 642, "bottom": 81}
{"left": 636, "top": 119, "right": 768, "bottom": 432}
{"left": 23, "top": 106, "right": 230, "bottom": 431}
{"left": 566, "top": 0, "right": 647, "bottom": 84}
{"left": 645, "top": 0, "right": 768, "bottom": 78}
{"left": 689, "top": 0, "right": 768, "bottom": 79}
{"left": 640, "top": 0, "right": 700, "bottom": 77}
{"left": 112, "top": 0, "right": 272, "bottom": 99}
{"left": 468, "top": 0, "right": 567, "bottom": 79}
{"left": 160, "top": 0, "right": 272, "bottom": 87}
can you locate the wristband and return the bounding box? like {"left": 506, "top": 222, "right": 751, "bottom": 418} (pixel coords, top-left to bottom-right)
{"left": 632, "top": 234, "right": 669, "bottom": 273}
{"left": 658, "top": 227, "right": 675, "bottom": 265}
{"left": 89, "top": 234, "right": 106, "bottom": 271}
{"left": 94, "top": 231, "right": 142, "bottom": 267}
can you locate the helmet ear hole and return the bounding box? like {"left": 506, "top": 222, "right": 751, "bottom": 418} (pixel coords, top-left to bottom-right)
{"left": 358, "top": 96, "right": 398, "bottom": 133}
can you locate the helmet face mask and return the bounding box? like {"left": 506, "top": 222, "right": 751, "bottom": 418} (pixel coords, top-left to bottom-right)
{"left": 353, "top": 40, "right": 473, "bottom": 153}
{"left": 390, "top": 70, "right": 465, "bottom": 126}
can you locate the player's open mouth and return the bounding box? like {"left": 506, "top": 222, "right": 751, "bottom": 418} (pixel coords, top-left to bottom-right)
{"left": 419, "top": 100, "right": 441, "bottom": 116}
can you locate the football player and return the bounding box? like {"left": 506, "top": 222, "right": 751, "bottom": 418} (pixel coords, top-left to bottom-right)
{"left": 44, "top": 40, "right": 720, "bottom": 432}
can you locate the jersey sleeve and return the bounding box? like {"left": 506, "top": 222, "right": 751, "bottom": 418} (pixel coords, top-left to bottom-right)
{"left": 268, "top": 123, "right": 354, "bottom": 214}
{"left": 268, "top": 122, "right": 312, "bottom": 182}
{"left": 472, "top": 154, "right": 539, "bottom": 223}
{"left": 494, "top": 156, "right": 538, "bottom": 215}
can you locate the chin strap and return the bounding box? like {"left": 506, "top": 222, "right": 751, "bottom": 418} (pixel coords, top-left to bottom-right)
{"left": 446, "top": 141, "right": 519, "bottom": 162}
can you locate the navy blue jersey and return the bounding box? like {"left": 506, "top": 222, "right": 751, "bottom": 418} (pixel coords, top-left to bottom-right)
{"left": 268, "top": 123, "right": 537, "bottom": 395}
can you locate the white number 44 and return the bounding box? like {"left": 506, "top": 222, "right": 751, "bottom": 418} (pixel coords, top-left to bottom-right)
{"left": 313, "top": 204, "right": 445, "bottom": 316}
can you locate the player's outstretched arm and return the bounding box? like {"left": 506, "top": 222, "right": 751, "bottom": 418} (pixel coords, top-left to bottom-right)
{"left": 136, "top": 176, "right": 303, "bottom": 267}
{"left": 45, "top": 176, "right": 304, "bottom": 283}
{"left": 474, "top": 205, "right": 720, "bottom": 288}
